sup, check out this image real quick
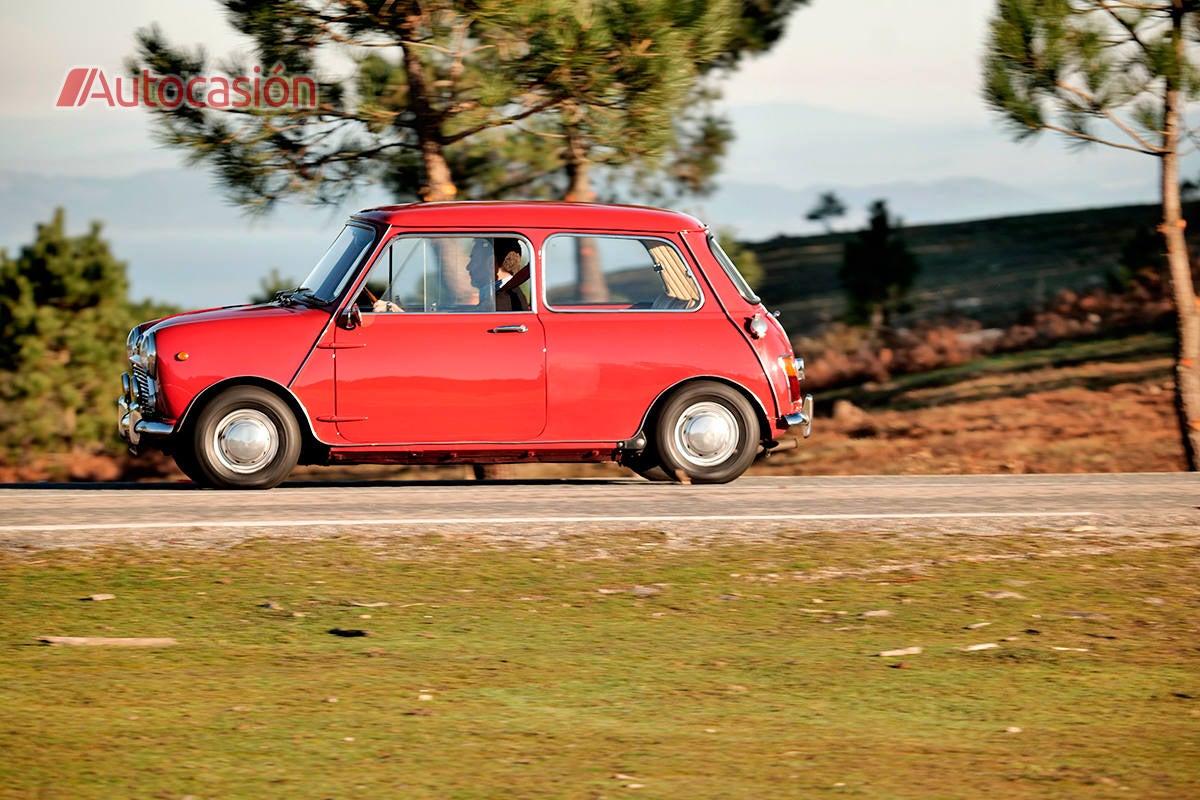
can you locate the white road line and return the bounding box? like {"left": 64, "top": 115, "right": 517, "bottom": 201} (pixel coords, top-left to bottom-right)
{"left": 0, "top": 511, "right": 1100, "bottom": 533}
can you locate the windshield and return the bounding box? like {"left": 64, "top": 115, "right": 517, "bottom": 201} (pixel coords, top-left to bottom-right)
{"left": 708, "top": 234, "right": 761, "bottom": 304}
{"left": 298, "top": 224, "right": 377, "bottom": 304}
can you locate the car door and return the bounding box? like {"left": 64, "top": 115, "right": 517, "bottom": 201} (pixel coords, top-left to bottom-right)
{"left": 332, "top": 234, "right": 546, "bottom": 445}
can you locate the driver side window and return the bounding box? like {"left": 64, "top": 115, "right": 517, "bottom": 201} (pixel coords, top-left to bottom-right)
{"left": 356, "top": 238, "right": 465, "bottom": 313}
{"left": 356, "top": 235, "right": 531, "bottom": 313}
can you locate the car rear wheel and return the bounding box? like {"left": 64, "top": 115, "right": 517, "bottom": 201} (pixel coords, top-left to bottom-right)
{"left": 652, "top": 382, "right": 758, "bottom": 484}
{"left": 190, "top": 386, "right": 301, "bottom": 489}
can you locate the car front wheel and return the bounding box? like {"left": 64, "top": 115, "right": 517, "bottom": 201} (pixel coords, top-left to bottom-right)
{"left": 621, "top": 451, "right": 671, "bottom": 482}
{"left": 652, "top": 382, "right": 759, "bottom": 484}
{"left": 190, "top": 386, "right": 301, "bottom": 489}
{"left": 172, "top": 447, "right": 205, "bottom": 485}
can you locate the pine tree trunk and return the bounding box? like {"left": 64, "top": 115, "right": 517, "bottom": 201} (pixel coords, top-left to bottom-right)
{"left": 400, "top": 17, "right": 457, "bottom": 204}
{"left": 561, "top": 112, "right": 608, "bottom": 303}
{"left": 398, "top": 19, "right": 469, "bottom": 308}
{"left": 420, "top": 140, "right": 456, "bottom": 203}
{"left": 1162, "top": 7, "right": 1200, "bottom": 470}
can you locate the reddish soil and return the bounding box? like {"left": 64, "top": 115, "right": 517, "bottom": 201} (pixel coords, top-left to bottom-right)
{"left": 759, "top": 373, "right": 1186, "bottom": 476}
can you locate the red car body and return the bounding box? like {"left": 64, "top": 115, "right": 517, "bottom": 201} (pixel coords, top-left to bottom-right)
{"left": 119, "top": 202, "right": 812, "bottom": 488}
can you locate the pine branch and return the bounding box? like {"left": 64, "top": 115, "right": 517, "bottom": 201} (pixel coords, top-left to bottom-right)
{"left": 1100, "top": 0, "right": 1171, "bottom": 10}
{"left": 1037, "top": 120, "right": 1160, "bottom": 153}
{"left": 1098, "top": 2, "right": 1152, "bottom": 54}
{"left": 442, "top": 98, "right": 560, "bottom": 146}
{"left": 1054, "top": 81, "right": 1164, "bottom": 151}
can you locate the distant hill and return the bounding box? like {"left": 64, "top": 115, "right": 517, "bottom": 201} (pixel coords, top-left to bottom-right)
{"left": 0, "top": 169, "right": 389, "bottom": 308}
{"left": 748, "top": 203, "right": 1170, "bottom": 335}
{"left": 690, "top": 177, "right": 1052, "bottom": 241}
{"left": 706, "top": 101, "right": 1162, "bottom": 239}
{"left": 0, "top": 168, "right": 1178, "bottom": 329}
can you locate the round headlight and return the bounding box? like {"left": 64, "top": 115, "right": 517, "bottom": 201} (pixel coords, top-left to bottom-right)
{"left": 137, "top": 332, "right": 158, "bottom": 375}
{"left": 126, "top": 326, "right": 140, "bottom": 360}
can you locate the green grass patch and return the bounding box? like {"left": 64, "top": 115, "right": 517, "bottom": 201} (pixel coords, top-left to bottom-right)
{"left": 1, "top": 533, "right": 1197, "bottom": 799}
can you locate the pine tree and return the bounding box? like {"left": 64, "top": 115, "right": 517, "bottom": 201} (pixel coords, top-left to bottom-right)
{"left": 840, "top": 200, "right": 919, "bottom": 328}
{"left": 806, "top": 191, "right": 847, "bottom": 233}
{"left": 0, "top": 210, "right": 170, "bottom": 459}
{"left": 984, "top": 0, "right": 1200, "bottom": 469}
{"left": 131, "top": 0, "right": 809, "bottom": 209}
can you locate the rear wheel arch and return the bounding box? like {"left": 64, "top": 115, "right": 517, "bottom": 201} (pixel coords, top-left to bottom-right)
{"left": 629, "top": 377, "right": 768, "bottom": 484}
{"left": 637, "top": 376, "right": 771, "bottom": 446}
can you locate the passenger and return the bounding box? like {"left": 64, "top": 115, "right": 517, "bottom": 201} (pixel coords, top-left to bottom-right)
{"left": 466, "top": 238, "right": 527, "bottom": 311}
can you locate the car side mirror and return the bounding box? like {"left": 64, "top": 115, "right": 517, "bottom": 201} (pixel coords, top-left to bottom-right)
{"left": 339, "top": 305, "right": 362, "bottom": 330}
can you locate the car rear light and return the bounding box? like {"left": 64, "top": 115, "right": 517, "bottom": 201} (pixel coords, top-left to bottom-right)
{"left": 779, "top": 355, "right": 803, "bottom": 402}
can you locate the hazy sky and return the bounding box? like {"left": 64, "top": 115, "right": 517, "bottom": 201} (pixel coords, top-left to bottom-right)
{"left": 2, "top": 1, "right": 995, "bottom": 117}
{"left": 0, "top": 0, "right": 1038, "bottom": 174}
{"left": 723, "top": 0, "right": 995, "bottom": 124}
{"left": 1, "top": 0, "right": 1169, "bottom": 201}
{"left": 0, "top": 0, "right": 1178, "bottom": 305}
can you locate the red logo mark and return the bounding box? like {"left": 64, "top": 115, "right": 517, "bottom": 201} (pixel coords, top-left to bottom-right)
{"left": 54, "top": 65, "right": 317, "bottom": 110}
{"left": 55, "top": 67, "right": 96, "bottom": 108}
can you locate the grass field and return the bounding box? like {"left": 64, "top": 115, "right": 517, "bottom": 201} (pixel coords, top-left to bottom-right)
{"left": 1, "top": 531, "right": 1197, "bottom": 799}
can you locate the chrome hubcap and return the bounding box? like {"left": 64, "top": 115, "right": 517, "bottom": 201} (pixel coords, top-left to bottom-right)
{"left": 213, "top": 409, "right": 278, "bottom": 474}
{"left": 673, "top": 401, "right": 739, "bottom": 467}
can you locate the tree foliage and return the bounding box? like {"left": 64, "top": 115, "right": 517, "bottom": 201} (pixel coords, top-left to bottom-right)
{"left": 713, "top": 228, "right": 764, "bottom": 291}
{"left": 840, "top": 200, "right": 919, "bottom": 327}
{"left": 984, "top": 0, "right": 1199, "bottom": 153}
{"left": 249, "top": 267, "right": 301, "bottom": 304}
{"left": 469, "top": 0, "right": 737, "bottom": 203}
{"left": 984, "top": 0, "right": 1200, "bottom": 469}
{"left": 0, "top": 211, "right": 173, "bottom": 459}
{"left": 131, "top": 0, "right": 808, "bottom": 208}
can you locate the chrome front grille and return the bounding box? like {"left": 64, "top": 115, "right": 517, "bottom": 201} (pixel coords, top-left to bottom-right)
{"left": 132, "top": 364, "right": 156, "bottom": 414}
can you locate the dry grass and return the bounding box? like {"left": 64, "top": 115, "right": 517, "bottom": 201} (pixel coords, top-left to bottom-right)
{"left": 761, "top": 356, "right": 1184, "bottom": 476}
{"left": 0, "top": 533, "right": 1197, "bottom": 799}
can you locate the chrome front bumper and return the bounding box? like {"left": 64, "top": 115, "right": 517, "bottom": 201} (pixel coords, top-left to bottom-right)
{"left": 784, "top": 394, "right": 814, "bottom": 439}
{"left": 118, "top": 372, "right": 174, "bottom": 452}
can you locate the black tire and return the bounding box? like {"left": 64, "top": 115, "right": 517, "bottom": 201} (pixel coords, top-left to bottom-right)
{"left": 621, "top": 452, "right": 671, "bottom": 482}
{"left": 651, "top": 382, "right": 759, "bottom": 484}
{"left": 190, "top": 386, "right": 301, "bottom": 489}
{"left": 472, "top": 464, "right": 515, "bottom": 480}
{"left": 172, "top": 447, "right": 208, "bottom": 486}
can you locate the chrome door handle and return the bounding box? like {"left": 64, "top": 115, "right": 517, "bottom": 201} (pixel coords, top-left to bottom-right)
{"left": 488, "top": 325, "right": 528, "bottom": 333}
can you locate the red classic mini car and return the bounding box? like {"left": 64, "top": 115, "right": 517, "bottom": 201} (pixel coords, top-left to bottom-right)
{"left": 119, "top": 202, "right": 812, "bottom": 489}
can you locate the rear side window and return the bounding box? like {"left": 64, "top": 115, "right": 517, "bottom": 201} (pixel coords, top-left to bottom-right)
{"left": 708, "top": 234, "right": 761, "bottom": 304}
{"left": 543, "top": 235, "right": 701, "bottom": 311}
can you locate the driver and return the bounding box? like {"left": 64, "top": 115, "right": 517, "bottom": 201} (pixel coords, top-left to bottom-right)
{"left": 372, "top": 296, "right": 403, "bottom": 312}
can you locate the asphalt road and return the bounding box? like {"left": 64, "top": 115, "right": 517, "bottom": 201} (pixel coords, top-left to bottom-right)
{"left": 0, "top": 473, "right": 1196, "bottom": 551}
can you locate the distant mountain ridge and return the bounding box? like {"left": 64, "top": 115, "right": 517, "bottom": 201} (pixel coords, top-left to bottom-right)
{"left": 689, "top": 177, "right": 1052, "bottom": 240}
{"left": 0, "top": 168, "right": 389, "bottom": 307}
